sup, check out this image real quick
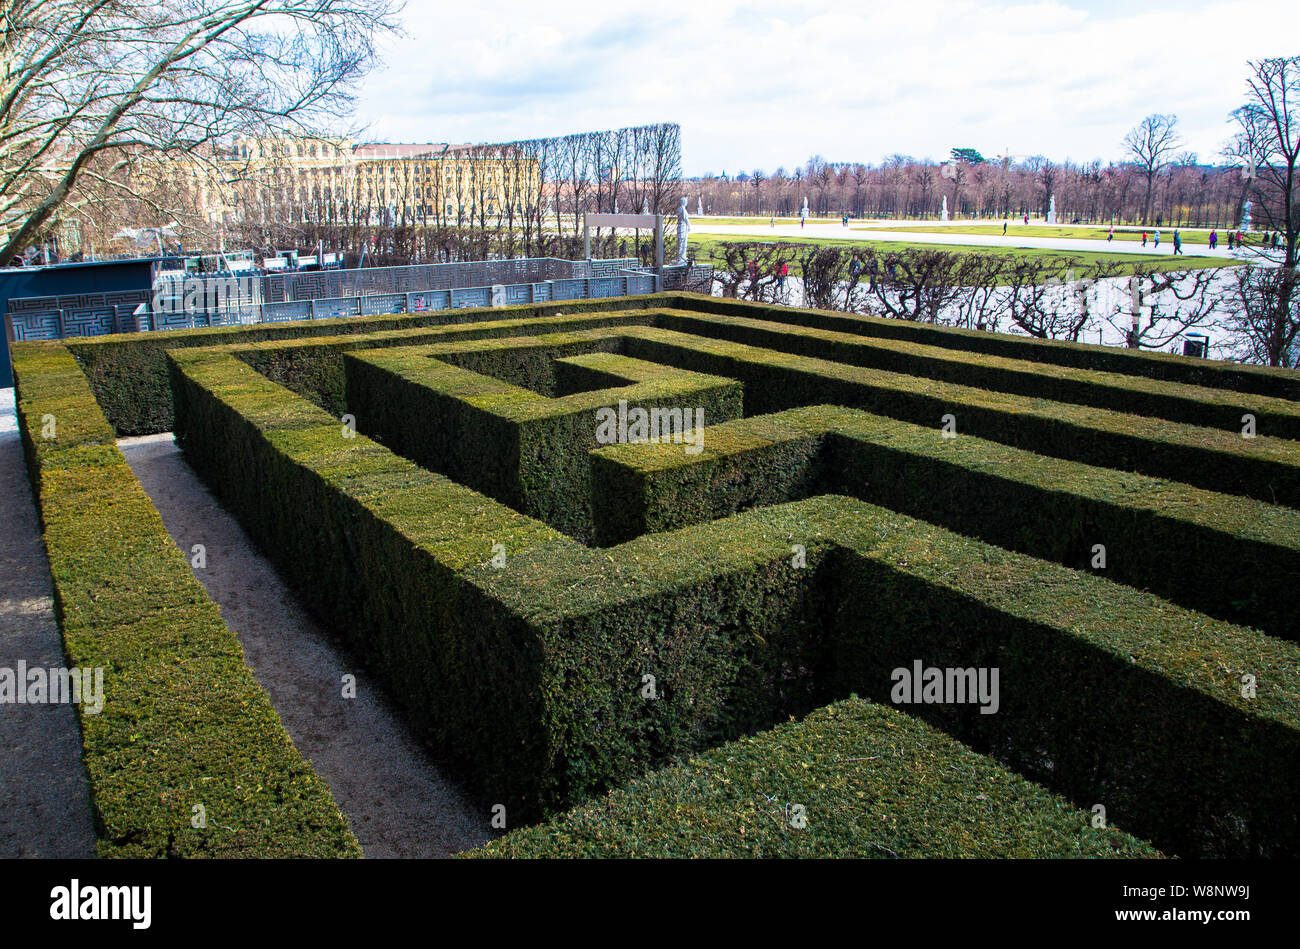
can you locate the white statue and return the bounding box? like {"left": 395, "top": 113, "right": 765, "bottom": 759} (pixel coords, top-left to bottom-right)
{"left": 696, "top": 195, "right": 703, "bottom": 216}
{"left": 1046, "top": 195, "right": 1057, "bottom": 225}
{"left": 941, "top": 196, "right": 949, "bottom": 222}
{"left": 1241, "top": 200, "right": 1253, "bottom": 232}
{"left": 675, "top": 196, "right": 690, "bottom": 265}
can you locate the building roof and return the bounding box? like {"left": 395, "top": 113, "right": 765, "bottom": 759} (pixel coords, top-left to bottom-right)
{"left": 351, "top": 143, "right": 472, "bottom": 159}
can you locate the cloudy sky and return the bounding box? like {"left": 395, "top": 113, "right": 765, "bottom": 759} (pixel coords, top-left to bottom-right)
{"left": 352, "top": 0, "right": 1300, "bottom": 176}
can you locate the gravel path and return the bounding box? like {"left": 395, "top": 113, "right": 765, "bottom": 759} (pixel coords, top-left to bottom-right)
{"left": 0, "top": 387, "right": 97, "bottom": 858}
{"left": 119, "top": 433, "right": 491, "bottom": 858}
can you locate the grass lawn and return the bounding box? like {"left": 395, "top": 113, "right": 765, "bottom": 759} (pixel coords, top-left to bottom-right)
{"left": 858, "top": 223, "right": 1260, "bottom": 246}
{"left": 687, "top": 233, "right": 1236, "bottom": 278}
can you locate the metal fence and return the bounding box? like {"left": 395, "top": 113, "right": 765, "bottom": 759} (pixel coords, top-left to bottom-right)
{"left": 3, "top": 257, "right": 708, "bottom": 342}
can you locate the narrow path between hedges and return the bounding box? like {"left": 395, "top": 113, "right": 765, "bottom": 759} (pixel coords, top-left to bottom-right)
{"left": 0, "top": 387, "right": 97, "bottom": 858}
{"left": 119, "top": 433, "right": 491, "bottom": 858}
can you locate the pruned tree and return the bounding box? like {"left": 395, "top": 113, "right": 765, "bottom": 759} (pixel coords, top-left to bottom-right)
{"left": 1103, "top": 263, "right": 1228, "bottom": 350}
{"left": 708, "top": 240, "right": 798, "bottom": 303}
{"left": 1123, "top": 113, "right": 1182, "bottom": 226}
{"left": 1222, "top": 262, "right": 1300, "bottom": 367}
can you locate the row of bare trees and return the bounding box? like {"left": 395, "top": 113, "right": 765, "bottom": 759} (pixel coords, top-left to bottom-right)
{"left": 223, "top": 123, "right": 683, "bottom": 266}
{"left": 707, "top": 240, "right": 1298, "bottom": 367}
{"left": 694, "top": 155, "right": 1253, "bottom": 228}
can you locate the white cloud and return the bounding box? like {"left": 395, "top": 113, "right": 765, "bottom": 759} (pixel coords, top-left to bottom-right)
{"left": 350, "top": 0, "right": 1300, "bottom": 174}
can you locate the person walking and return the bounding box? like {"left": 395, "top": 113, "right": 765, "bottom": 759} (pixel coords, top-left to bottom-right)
{"left": 1142, "top": 231, "right": 1148, "bottom": 247}
{"left": 1173, "top": 228, "right": 1182, "bottom": 255}
{"left": 1002, "top": 220, "right": 1008, "bottom": 235}
{"left": 776, "top": 260, "right": 788, "bottom": 291}
{"left": 1023, "top": 212, "right": 1029, "bottom": 226}
{"left": 1209, "top": 230, "right": 1218, "bottom": 250}
{"left": 1153, "top": 229, "right": 1161, "bottom": 249}
{"left": 1108, "top": 225, "right": 1115, "bottom": 242}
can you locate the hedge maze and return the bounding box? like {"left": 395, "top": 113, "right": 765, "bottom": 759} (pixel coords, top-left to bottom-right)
{"left": 13, "top": 291, "right": 1300, "bottom": 859}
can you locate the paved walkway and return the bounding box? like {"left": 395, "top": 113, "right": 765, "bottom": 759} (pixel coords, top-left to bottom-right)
{"left": 119, "top": 434, "right": 492, "bottom": 857}
{"left": 0, "top": 386, "right": 97, "bottom": 858}
{"left": 692, "top": 219, "right": 1239, "bottom": 259}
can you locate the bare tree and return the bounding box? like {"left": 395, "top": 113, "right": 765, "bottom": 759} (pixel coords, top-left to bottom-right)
{"left": 1218, "top": 56, "right": 1300, "bottom": 366}
{"left": 1103, "top": 264, "right": 1228, "bottom": 350}
{"left": 0, "top": 0, "right": 400, "bottom": 263}
{"left": 1123, "top": 113, "right": 1182, "bottom": 226}
{"left": 1222, "top": 263, "right": 1300, "bottom": 367}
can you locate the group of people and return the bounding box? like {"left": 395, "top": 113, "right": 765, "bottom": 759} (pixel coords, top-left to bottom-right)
{"left": 1137, "top": 228, "right": 1186, "bottom": 254}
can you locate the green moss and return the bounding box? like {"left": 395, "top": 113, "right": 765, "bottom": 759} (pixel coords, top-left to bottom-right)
{"left": 470, "top": 698, "right": 1160, "bottom": 859}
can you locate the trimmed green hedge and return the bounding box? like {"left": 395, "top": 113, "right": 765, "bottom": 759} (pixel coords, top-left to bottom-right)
{"left": 59, "top": 291, "right": 1300, "bottom": 438}
{"left": 658, "top": 309, "right": 1300, "bottom": 439}
{"left": 614, "top": 324, "right": 1300, "bottom": 508}
{"left": 593, "top": 404, "right": 1300, "bottom": 639}
{"left": 10, "top": 342, "right": 360, "bottom": 858}
{"left": 470, "top": 698, "right": 1159, "bottom": 858}
{"left": 170, "top": 348, "right": 829, "bottom": 818}
{"left": 346, "top": 341, "right": 742, "bottom": 541}
{"left": 171, "top": 349, "right": 1300, "bottom": 854}
{"left": 667, "top": 291, "right": 1300, "bottom": 401}
{"left": 68, "top": 295, "right": 664, "bottom": 435}
{"left": 235, "top": 309, "right": 658, "bottom": 419}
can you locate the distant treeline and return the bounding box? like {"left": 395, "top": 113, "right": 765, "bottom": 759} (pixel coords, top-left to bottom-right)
{"left": 691, "top": 155, "right": 1255, "bottom": 228}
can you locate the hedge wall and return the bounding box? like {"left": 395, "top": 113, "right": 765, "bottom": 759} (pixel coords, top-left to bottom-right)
{"left": 66, "top": 295, "right": 665, "bottom": 435}
{"left": 667, "top": 291, "right": 1300, "bottom": 401}
{"left": 170, "top": 348, "right": 831, "bottom": 818}
{"left": 171, "top": 348, "right": 1300, "bottom": 854}
{"left": 346, "top": 341, "right": 742, "bottom": 541}
{"left": 10, "top": 341, "right": 360, "bottom": 858}
{"left": 233, "top": 310, "right": 658, "bottom": 420}
{"left": 57, "top": 291, "right": 1300, "bottom": 438}
{"left": 614, "top": 324, "right": 1300, "bottom": 507}
{"left": 658, "top": 310, "right": 1300, "bottom": 439}
{"left": 470, "top": 698, "right": 1159, "bottom": 859}
{"left": 592, "top": 404, "right": 1300, "bottom": 639}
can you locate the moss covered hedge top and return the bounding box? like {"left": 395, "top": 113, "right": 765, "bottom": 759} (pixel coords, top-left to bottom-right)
{"left": 469, "top": 697, "right": 1160, "bottom": 859}
{"left": 11, "top": 340, "right": 361, "bottom": 858}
